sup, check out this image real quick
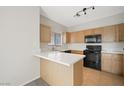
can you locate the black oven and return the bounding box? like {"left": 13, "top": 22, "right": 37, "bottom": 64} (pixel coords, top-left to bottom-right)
{"left": 83, "top": 45, "right": 101, "bottom": 70}
{"left": 85, "top": 34, "right": 101, "bottom": 43}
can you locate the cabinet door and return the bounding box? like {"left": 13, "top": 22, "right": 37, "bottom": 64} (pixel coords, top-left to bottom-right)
{"left": 62, "top": 32, "right": 71, "bottom": 44}
{"left": 102, "top": 25, "right": 117, "bottom": 42}
{"left": 69, "top": 31, "right": 85, "bottom": 43}
{"left": 66, "top": 32, "right": 71, "bottom": 43}
{"left": 102, "top": 53, "right": 123, "bottom": 76}
{"left": 40, "top": 24, "right": 51, "bottom": 43}
{"left": 102, "top": 53, "right": 112, "bottom": 73}
{"left": 83, "top": 67, "right": 100, "bottom": 85}
{"left": 94, "top": 27, "right": 104, "bottom": 35}
{"left": 118, "top": 23, "right": 124, "bottom": 42}
{"left": 111, "top": 54, "right": 123, "bottom": 75}
{"left": 84, "top": 29, "right": 95, "bottom": 36}
{"left": 70, "top": 32, "right": 77, "bottom": 43}
{"left": 76, "top": 31, "right": 84, "bottom": 43}
{"left": 62, "top": 32, "right": 66, "bottom": 44}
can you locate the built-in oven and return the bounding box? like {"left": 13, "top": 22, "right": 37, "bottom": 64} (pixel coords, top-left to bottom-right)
{"left": 85, "top": 34, "right": 101, "bottom": 43}
{"left": 83, "top": 45, "right": 101, "bottom": 70}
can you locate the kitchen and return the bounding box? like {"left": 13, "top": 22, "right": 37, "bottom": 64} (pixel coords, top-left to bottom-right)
{"left": 1, "top": 2, "right": 124, "bottom": 93}
{"left": 34, "top": 6, "right": 124, "bottom": 86}
{"left": 0, "top": 6, "right": 124, "bottom": 86}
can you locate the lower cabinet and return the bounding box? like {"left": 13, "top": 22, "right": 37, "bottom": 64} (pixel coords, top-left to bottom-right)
{"left": 102, "top": 53, "right": 123, "bottom": 76}
{"left": 82, "top": 67, "right": 124, "bottom": 86}
{"left": 40, "top": 59, "right": 83, "bottom": 86}
{"left": 102, "top": 53, "right": 112, "bottom": 73}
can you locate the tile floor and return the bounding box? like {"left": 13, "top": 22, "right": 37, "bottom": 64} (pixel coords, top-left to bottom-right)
{"left": 25, "top": 78, "right": 49, "bottom": 86}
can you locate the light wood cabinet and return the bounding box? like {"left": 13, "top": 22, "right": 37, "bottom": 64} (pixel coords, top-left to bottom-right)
{"left": 102, "top": 53, "right": 112, "bottom": 73}
{"left": 66, "top": 32, "right": 71, "bottom": 43}
{"left": 117, "top": 23, "right": 124, "bottom": 42}
{"left": 94, "top": 25, "right": 118, "bottom": 42}
{"left": 93, "top": 27, "right": 104, "bottom": 35}
{"left": 76, "top": 31, "right": 84, "bottom": 43}
{"left": 70, "top": 32, "right": 77, "bottom": 43}
{"left": 111, "top": 54, "right": 123, "bottom": 75}
{"left": 40, "top": 59, "right": 83, "bottom": 86}
{"left": 84, "top": 29, "right": 95, "bottom": 36}
{"left": 102, "top": 53, "right": 123, "bottom": 76}
{"left": 102, "top": 25, "right": 117, "bottom": 42}
{"left": 67, "top": 23, "right": 124, "bottom": 43}
{"left": 62, "top": 32, "right": 71, "bottom": 43}
{"left": 69, "top": 31, "right": 84, "bottom": 43}
{"left": 40, "top": 24, "right": 51, "bottom": 43}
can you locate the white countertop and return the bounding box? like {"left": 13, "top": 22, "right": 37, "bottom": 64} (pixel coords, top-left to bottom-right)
{"left": 33, "top": 51, "right": 85, "bottom": 66}
{"left": 101, "top": 50, "right": 124, "bottom": 54}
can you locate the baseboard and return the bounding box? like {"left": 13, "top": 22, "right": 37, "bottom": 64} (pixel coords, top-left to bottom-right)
{"left": 20, "top": 75, "right": 40, "bottom": 86}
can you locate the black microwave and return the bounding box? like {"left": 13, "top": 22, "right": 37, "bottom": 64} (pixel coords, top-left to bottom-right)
{"left": 85, "top": 35, "right": 101, "bottom": 43}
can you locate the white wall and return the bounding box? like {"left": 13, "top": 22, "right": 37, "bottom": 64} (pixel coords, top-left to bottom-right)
{"left": 0, "top": 7, "right": 40, "bottom": 86}
{"left": 41, "top": 15, "right": 67, "bottom": 33}
{"left": 68, "top": 12, "right": 124, "bottom": 32}
{"left": 40, "top": 15, "right": 68, "bottom": 51}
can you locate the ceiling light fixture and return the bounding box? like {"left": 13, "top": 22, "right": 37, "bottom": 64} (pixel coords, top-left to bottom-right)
{"left": 74, "top": 6, "right": 95, "bottom": 17}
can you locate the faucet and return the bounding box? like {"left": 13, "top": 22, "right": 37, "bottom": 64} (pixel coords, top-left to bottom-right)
{"left": 52, "top": 45, "right": 56, "bottom": 51}
{"left": 52, "top": 45, "right": 55, "bottom": 51}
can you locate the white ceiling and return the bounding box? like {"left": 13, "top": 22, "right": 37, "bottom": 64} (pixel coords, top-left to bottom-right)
{"left": 40, "top": 6, "right": 124, "bottom": 27}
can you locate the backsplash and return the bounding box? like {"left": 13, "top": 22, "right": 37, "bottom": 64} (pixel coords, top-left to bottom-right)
{"left": 40, "top": 42, "right": 124, "bottom": 51}
{"left": 40, "top": 43, "right": 68, "bottom": 51}
{"left": 68, "top": 42, "right": 124, "bottom": 51}
{"left": 102, "top": 42, "right": 124, "bottom": 51}
{"left": 68, "top": 43, "right": 86, "bottom": 50}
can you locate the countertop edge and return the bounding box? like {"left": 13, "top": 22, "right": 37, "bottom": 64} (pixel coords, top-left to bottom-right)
{"left": 34, "top": 54, "right": 71, "bottom": 67}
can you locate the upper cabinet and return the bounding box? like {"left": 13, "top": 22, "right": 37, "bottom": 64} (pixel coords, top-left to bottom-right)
{"left": 93, "top": 27, "right": 104, "bottom": 35}
{"left": 69, "top": 31, "right": 84, "bottom": 43}
{"left": 62, "top": 32, "right": 71, "bottom": 44}
{"left": 117, "top": 23, "right": 124, "bottom": 42}
{"left": 70, "top": 32, "right": 77, "bottom": 43}
{"left": 66, "top": 23, "right": 124, "bottom": 43}
{"left": 102, "top": 25, "right": 117, "bottom": 42}
{"left": 76, "top": 31, "right": 84, "bottom": 43}
{"left": 40, "top": 24, "right": 51, "bottom": 43}
{"left": 84, "top": 29, "right": 95, "bottom": 36}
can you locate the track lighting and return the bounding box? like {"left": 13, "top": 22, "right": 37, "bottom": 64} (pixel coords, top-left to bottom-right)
{"left": 74, "top": 6, "right": 95, "bottom": 17}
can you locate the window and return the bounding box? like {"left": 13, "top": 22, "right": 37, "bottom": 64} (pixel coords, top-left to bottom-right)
{"left": 48, "top": 32, "right": 62, "bottom": 46}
